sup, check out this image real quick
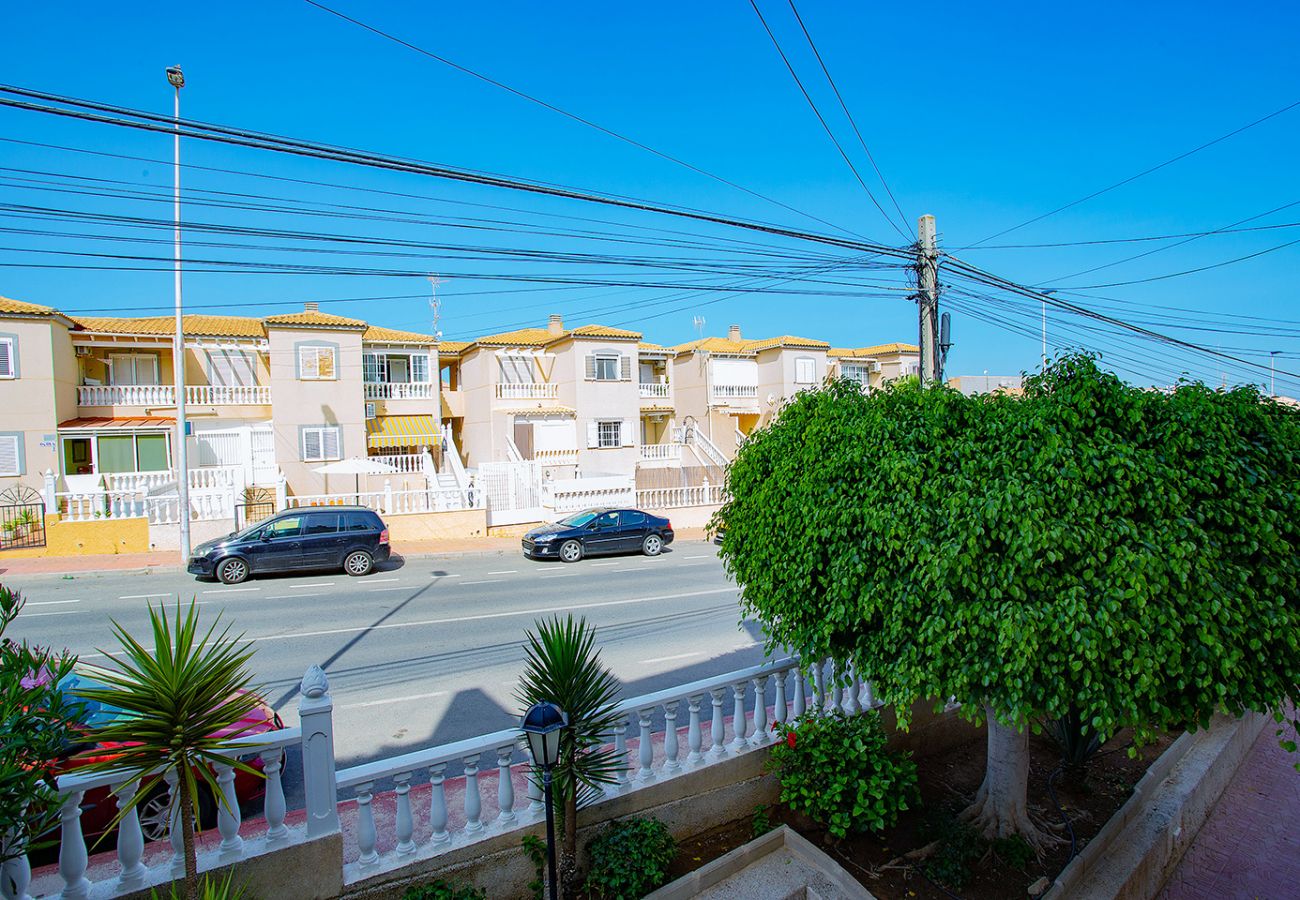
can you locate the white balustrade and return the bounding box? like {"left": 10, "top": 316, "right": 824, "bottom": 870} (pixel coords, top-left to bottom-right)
{"left": 430, "top": 764, "right": 451, "bottom": 844}
{"left": 57, "top": 790, "right": 90, "bottom": 900}
{"left": 185, "top": 384, "right": 271, "bottom": 405}
{"left": 750, "top": 675, "right": 769, "bottom": 745}
{"left": 638, "top": 382, "right": 671, "bottom": 399}
{"left": 637, "top": 708, "right": 655, "bottom": 782}
{"left": 287, "top": 486, "right": 466, "bottom": 515}
{"left": 663, "top": 701, "right": 681, "bottom": 771}
{"left": 709, "top": 687, "right": 727, "bottom": 757}
{"left": 548, "top": 486, "right": 637, "bottom": 514}
{"left": 533, "top": 448, "right": 579, "bottom": 466}
{"left": 57, "top": 490, "right": 145, "bottom": 522}
{"left": 729, "top": 682, "right": 749, "bottom": 751}
{"left": 709, "top": 384, "right": 758, "bottom": 403}
{"left": 393, "top": 773, "right": 415, "bottom": 855}
{"left": 369, "top": 453, "right": 426, "bottom": 474}
{"left": 635, "top": 483, "right": 727, "bottom": 510}
{"left": 364, "top": 382, "right": 435, "bottom": 401}
{"left": 638, "top": 442, "right": 683, "bottom": 463}
{"left": 494, "top": 382, "right": 558, "bottom": 400}
{"left": 496, "top": 748, "right": 516, "bottom": 827}
{"left": 77, "top": 384, "right": 176, "bottom": 407}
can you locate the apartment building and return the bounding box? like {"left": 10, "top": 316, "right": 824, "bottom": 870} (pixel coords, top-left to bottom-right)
{"left": 0, "top": 297, "right": 444, "bottom": 499}
{"left": 827, "top": 342, "right": 921, "bottom": 389}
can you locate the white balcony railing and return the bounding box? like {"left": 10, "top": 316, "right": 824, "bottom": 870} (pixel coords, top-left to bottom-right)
{"left": 364, "top": 382, "right": 435, "bottom": 400}
{"left": 637, "top": 482, "right": 727, "bottom": 509}
{"left": 638, "top": 442, "right": 683, "bottom": 462}
{"left": 77, "top": 384, "right": 175, "bottom": 407}
{"left": 638, "top": 382, "right": 671, "bottom": 399}
{"left": 534, "top": 448, "right": 579, "bottom": 466}
{"left": 709, "top": 384, "right": 758, "bottom": 403}
{"left": 495, "top": 382, "right": 558, "bottom": 400}
{"left": 185, "top": 384, "right": 271, "bottom": 405}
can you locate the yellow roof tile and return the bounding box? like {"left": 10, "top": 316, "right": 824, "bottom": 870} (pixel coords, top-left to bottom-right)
{"left": 638, "top": 342, "right": 673, "bottom": 353}
{"left": 567, "top": 324, "right": 641, "bottom": 340}
{"left": 673, "top": 337, "right": 756, "bottom": 356}
{"left": 437, "top": 340, "right": 471, "bottom": 355}
{"left": 72, "top": 314, "right": 266, "bottom": 338}
{"left": 263, "top": 310, "right": 367, "bottom": 329}
{"left": 828, "top": 342, "right": 919, "bottom": 358}
{"left": 743, "top": 335, "right": 830, "bottom": 352}
{"left": 473, "top": 327, "right": 556, "bottom": 347}
{"left": 362, "top": 325, "right": 437, "bottom": 344}
{"left": 0, "top": 296, "right": 59, "bottom": 316}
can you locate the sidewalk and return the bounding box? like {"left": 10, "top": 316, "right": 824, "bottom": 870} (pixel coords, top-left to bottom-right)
{"left": 1157, "top": 709, "right": 1300, "bottom": 899}
{"left": 0, "top": 528, "right": 713, "bottom": 578}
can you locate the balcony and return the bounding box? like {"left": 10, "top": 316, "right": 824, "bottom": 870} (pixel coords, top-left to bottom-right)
{"left": 534, "top": 448, "right": 579, "bottom": 466}
{"left": 639, "top": 382, "right": 671, "bottom": 400}
{"left": 365, "top": 382, "right": 435, "bottom": 400}
{"left": 185, "top": 385, "right": 271, "bottom": 405}
{"left": 77, "top": 384, "right": 175, "bottom": 407}
{"left": 709, "top": 384, "right": 758, "bottom": 404}
{"left": 638, "top": 442, "right": 683, "bottom": 467}
{"left": 495, "top": 382, "right": 558, "bottom": 400}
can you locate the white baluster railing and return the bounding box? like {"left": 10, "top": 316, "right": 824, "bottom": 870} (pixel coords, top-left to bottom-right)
{"left": 77, "top": 385, "right": 176, "bottom": 407}
{"left": 363, "top": 382, "right": 435, "bottom": 401}
{"left": 494, "top": 382, "right": 558, "bottom": 400}
{"left": 533, "top": 448, "right": 579, "bottom": 466}
{"left": 185, "top": 385, "right": 271, "bottom": 405}
{"left": 638, "top": 443, "right": 683, "bottom": 463}
{"left": 708, "top": 384, "right": 758, "bottom": 403}
{"left": 635, "top": 483, "right": 727, "bottom": 510}
{"left": 369, "top": 453, "right": 426, "bottom": 474}
{"left": 638, "top": 382, "right": 671, "bottom": 399}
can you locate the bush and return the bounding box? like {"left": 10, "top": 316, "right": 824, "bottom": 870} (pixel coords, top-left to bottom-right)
{"left": 585, "top": 817, "right": 677, "bottom": 899}
{"left": 402, "top": 880, "right": 486, "bottom": 900}
{"left": 768, "top": 709, "right": 918, "bottom": 838}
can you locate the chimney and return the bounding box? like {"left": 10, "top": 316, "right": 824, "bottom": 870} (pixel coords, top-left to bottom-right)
{"left": 304, "top": 302, "right": 319, "bottom": 312}
{"left": 727, "top": 324, "right": 742, "bottom": 342}
{"left": 547, "top": 314, "right": 564, "bottom": 336}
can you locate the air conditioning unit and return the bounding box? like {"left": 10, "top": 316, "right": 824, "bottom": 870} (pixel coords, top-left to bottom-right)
{"left": 870, "top": 362, "right": 882, "bottom": 373}
{"left": 365, "top": 402, "right": 377, "bottom": 419}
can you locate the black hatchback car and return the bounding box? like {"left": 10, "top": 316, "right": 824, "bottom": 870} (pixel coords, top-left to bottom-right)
{"left": 523, "top": 508, "right": 674, "bottom": 562}
{"left": 188, "top": 507, "right": 390, "bottom": 584}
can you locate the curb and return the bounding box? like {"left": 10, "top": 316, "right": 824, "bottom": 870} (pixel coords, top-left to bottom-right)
{"left": 1044, "top": 710, "right": 1269, "bottom": 899}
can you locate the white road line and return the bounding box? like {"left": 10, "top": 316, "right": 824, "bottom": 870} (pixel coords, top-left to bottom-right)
{"left": 291, "top": 582, "right": 335, "bottom": 588}
{"left": 367, "top": 577, "right": 400, "bottom": 583}
{"left": 266, "top": 593, "right": 324, "bottom": 599}
{"left": 341, "top": 690, "right": 448, "bottom": 710}
{"left": 683, "top": 555, "right": 709, "bottom": 560}
{"left": 590, "top": 562, "right": 620, "bottom": 567}
{"left": 367, "top": 587, "right": 408, "bottom": 593}
{"left": 21, "top": 610, "right": 83, "bottom": 618}
{"left": 201, "top": 587, "right": 260, "bottom": 594}
{"left": 640, "top": 651, "right": 707, "bottom": 665}
{"left": 26, "top": 599, "right": 82, "bottom": 606}
{"left": 249, "top": 587, "right": 737, "bottom": 644}
{"left": 439, "top": 573, "right": 462, "bottom": 577}
{"left": 621, "top": 566, "right": 649, "bottom": 572}
{"left": 119, "top": 593, "right": 172, "bottom": 600}
{"left": 461, "top": 579, "right": 505, "bottom": 586}
{"left": 535, "top": 573, "right": 578, "bottom": 579}
{"left": 487, "top": 570, "right": 518, "bottom": 575}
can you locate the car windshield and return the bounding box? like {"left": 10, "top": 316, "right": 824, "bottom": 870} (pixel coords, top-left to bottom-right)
{"left": 56, "top": 671, "right": 130, "bottom": 729}
{"left": 558, "top": 510, "right": 599, "bottom": 527}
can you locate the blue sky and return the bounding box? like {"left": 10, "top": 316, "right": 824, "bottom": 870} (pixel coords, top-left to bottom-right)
{"left": 1, "top": 1, "right": 1298, "bottom": 391}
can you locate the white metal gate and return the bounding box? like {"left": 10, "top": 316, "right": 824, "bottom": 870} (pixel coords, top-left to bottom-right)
{"left": 250, "top": 425, "right": 277, "bottom": 485}
{"left": 476, "top": 460, "right": 544, "bottom": 526}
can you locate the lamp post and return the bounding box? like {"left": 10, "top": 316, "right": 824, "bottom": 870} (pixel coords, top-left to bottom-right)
{"left": 521, "top": 701, "right": 567, "bottom": 900}
{"left": 166, "top": 64, "right": 191, "bottom": 560}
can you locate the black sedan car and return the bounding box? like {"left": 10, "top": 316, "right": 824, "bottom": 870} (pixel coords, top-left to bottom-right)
{"left": 523, "top": 508, "right": 674, "bottom": 562}
{"left": 188, "top": 506, "right": 390, "bottom": 583}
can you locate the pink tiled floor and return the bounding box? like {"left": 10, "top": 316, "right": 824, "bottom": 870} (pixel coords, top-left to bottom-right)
{"left": 1158, "top": 714, "right": 1300, "bottom": 900}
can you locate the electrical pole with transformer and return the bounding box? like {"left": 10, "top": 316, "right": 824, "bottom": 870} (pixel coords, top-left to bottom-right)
{"left": 916, "top": 214, "right": 942, "bottom": 386}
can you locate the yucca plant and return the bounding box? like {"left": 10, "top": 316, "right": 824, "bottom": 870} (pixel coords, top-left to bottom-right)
{"left": 74, "top": 601, "right": 263, "bottom": 900}
{"left": 515, "top": 615, "right": 623, "bottom": 895}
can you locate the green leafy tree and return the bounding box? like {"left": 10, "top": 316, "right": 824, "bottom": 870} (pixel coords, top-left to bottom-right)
{"left": 719, "top": 355, "right": 1300, "bottom": 847}
{"left": 584, "top": 817, "right": 676, "bottom": 899}
{"left": 0, "top": 584, "right": 79, "bottom": 874}
{"left": 75, "top": 601, "right": 263, "bottom": 900}
{"left": 516, "top": 615, "right": 623, "bottom": 895}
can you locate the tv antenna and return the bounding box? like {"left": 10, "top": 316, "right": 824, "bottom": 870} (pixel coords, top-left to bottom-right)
{"left": 693, "top": 315, "right": 706, "bottom": 340}
{"left": 427, "top": 274, "right": 443, "bottom": 339}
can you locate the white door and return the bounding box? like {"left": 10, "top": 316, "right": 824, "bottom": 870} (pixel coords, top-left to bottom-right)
{"left": 250, "top": 425, "right": 277, "bottom": 485}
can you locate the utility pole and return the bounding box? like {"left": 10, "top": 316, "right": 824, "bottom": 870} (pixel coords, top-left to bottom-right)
{"left": 167, "top": 65, "right": 191, "bottom": 562}
{"left": 1270, "top": 350, "right": 1280, "bottom": 396}
{"left": 916, "top": 214, "right": 941, "bottom": 386}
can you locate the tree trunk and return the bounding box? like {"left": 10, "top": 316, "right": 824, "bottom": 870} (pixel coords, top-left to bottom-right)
{"left": 960, "top": 706, "right": 1049, "bottom": 850}
{"left": 179, "top": 787, "right": 198, "bottom": 900}
{"left": 559, "top": 790, "right": 579, "bottom": 897}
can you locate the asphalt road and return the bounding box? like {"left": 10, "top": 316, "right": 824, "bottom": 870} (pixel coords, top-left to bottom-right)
{"left": 3, "top": 541, "right": 765, "bottom": 777}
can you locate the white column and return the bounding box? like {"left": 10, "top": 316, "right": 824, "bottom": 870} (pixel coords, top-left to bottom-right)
{"left": 429, "top": 764, "right": 450, "bottom": 844}
{"left": 496, "top": 746, "right": 517, "bottom": 827}
{"left": 463, "top": 753, "right": 483, "bottom": 833}
{"left": 729, "top": 682, "right": 748, "bottom": 750}
{"left": 298, "top": 666, "right": 340, "bottom": 837}
{"left": 166, "top": 769, "right": 184, "bottom": 878}
{"left": 709, "top": 687, "right": 728, "bottom": 757}
{"left": 773, "top": 670, "right": 788, "bottom": 728}
{"left": 750, "top": 676, "right": 769, "bottom": 745}
{"left": 792, "top": 669, "right": 806, "bottom": 720}
{"left": 113, "top": 782, "right": 146, "bottom": 891}
{"left": 0, "top": 847, "right": 32, "bottom": 900}
{"left": 686, "top": 695, "right": 704, "bottom": 764}
{"left": 844, "top": 667, "right": 862, "bottom": 715}
{"left": 57, "top": 791, "right": 90, "bottom": 900}
{"left": 829, "top": 660, "right": 842, "bottom": 710}
{"left": 355, "top": 783, "right": 379, "bottom": 868}
{"left": 637, "top": 708, "right": 655, "bottom": 781}
{"left": 214, "top": 761, "right": 244, "bottom": 861}
{"left": 261, "top": 749, "right": 289, "bottom": 846}
{"left": 812, "top": 661, "right": 825, "bottom": 710}
{"left": 663, "top": 701, "right": 681, "bottom": 771}
{"left": 393, "top": 772, "right": 415, "bottom": 855}
{"left": 42, "top": 469, "right": 58, "bottom": 515}
{"left": 613, "top": 725, "right": 630, "bottom": 786}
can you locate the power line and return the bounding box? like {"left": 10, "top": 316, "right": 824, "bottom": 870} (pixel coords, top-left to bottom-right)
{"left": 1052, "top": 235, "right": 1300, "bottom": 290}
{"left": 947, "top": 220, "right": 1300, "bottom": 250}
{"left": 743, "top": 0, "right": 910, "bottom": 241}
{"left": 783, "top": 0, "right": 909, "bottom": 233}
{"left": 300, "top": 0, "right": 864, "bottom": 240}
{"left": 966, "top": 97, "right": 1300, "bottom": 247}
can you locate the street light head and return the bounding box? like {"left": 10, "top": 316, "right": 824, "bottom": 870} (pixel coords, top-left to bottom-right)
{"left": 166, "top": 66, "right": 185, "bottom": 89}
{"left": 521, "top": 701, "right": 567, "bottom": 769}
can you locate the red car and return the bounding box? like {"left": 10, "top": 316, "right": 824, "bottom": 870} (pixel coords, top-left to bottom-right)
{"left": 56, "top": 671, "right": 283, "bottom": 843}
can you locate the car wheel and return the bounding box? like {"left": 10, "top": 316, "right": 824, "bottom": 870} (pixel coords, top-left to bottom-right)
{"left": 216, "top": 557, "right": 249, "bottom": 585}
{"left": 559, "top": 539, "right": 583, "bottom": 563}
{"left": 344, "top": 550, "right": 373, "bottom": 577}
{"left": 642, "top": 534, "right": 663, "bottom": 557}
{"left": 137, "top": 786, "right": 171, "bottom": 843}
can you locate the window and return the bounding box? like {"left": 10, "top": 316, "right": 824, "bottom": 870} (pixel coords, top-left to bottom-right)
{"left": 597, "top": 420, "right": 621, "bottom": 448}
{"left": 109, "top": 353, "right": 159, "bottom": 386}
{"left": 344, "top": 511, "right": 377, "bottom": 532}
{"left": 301, "top": 426, "right": 341, "bottom": 462}
{"left": 298, "top": 345, "right": 336, "bottom": 380}
{"left": 303, "top": 513, "right": 339, "bottom": 535}
{"left": 595, "top": 511, "right": 620, "bottom": 529}
{"left": 0, "top": 336, "right": 14, "bottom": 379}
{"left": 363, "top": 352, "right": 382, "bottom": 383}
{"left": 410, "top": 354, "right": 430, "bottom": 383}
{"left": 0, "top": 434, "right": 21, "bottom": 476}
{"left": 624, "top": 510, "right": 646, "bottom": 526}
{"left": 95, "top": 433, "right": 169, "bottom": 473}
{"left": 841, "top": 364, "right": 870, "bottom": 386}
{"left": 795, "top": 357, "right": 816, "bottom": 384}
{"left": 499, "top": 355, "right": 534, "bottom": 384}
{"left": 208, "top": 350, "right": 254, "bottom": 386}
{"left": 265, "top": 516, "right": 302, "bottom": 539}
{"left": 586, "top": 353, "right": 629, "bottom": 381}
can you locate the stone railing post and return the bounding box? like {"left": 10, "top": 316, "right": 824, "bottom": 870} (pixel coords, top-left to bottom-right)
{"left": 42, "top": 469, "right": 58, "bottom": 516}
{"left": 383, "top": 479, "right": 394, "bottom": 515}
{"left": 275, "top": 475, "right": 288, "bottom": 512}
{"left": 298, "top": 666, "right": 340, "bottom": 837}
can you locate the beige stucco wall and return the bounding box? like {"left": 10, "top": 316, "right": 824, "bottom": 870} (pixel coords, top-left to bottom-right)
{"left": 456, "top": 348, "right": 497, "bottom": 466}
{"left": 382, "top": 507, "right": 489, "bottom": 542}
{"left": 569, "top": 337, "right": 639, "bottom": 476}
{"left": 268, "top": 325, "right": 366, "bottom": 495}
{"left": 0, "top": 316, "right": 72, "bottom": 490}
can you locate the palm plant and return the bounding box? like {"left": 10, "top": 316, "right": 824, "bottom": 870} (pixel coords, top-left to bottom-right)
{"left": 515, "top": 615, "right": 623, "bottom": 895}
{"left": 74, "top": 601, "right": 263, "bottom": 900}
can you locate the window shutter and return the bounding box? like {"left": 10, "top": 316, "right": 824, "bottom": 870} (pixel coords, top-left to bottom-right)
{"left": 323, "top": 427, "right": 341, "bottom": 460}
{"left": 140, "top": 355, "right": 159, "bottom": 386}
{"left": 0, "top": 338, "right": 12, "bottom": 378}
{"left": 585, "top": 354, "right": 597, "bottom": 381}
{"left": 299, "top": 347, "right": 318, "bottom": 379}
{"left": 621, "top": 419, "right": 634, "bottom": 446}
{"left": 302, "top": 429, "right": 321, "bottom": 461}
{"left": 0, "top": 435, "right": 19, "bottom": 475}
{"left": 318, "top": 348, "right": 336, "bottom": 379}
{"left": 111, "top": 354, "right": 133, "bottom": 385}
{"left": 586, "top": 422, "right": 599, "bottom": 448}
{"left": 620, "top": 356, "right": 632, "bottom": 381}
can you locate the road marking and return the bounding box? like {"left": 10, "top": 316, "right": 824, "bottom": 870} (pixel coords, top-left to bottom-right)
{"left": 26, "top": 599, "right": 82, "bottom": 606}
{"left": 590, "top": 562, "right": 620, "bottom": 567}
{"left": 266, "top": 592, "right": 324, "bottom": 599}
{"left": 119, "top": 593, "right": 172, "bottom": 600}
{"left": 536, "top": 572, "right": 578, "bottom": 578}
{"left": 367, "top": 587, "right": 408, "bottom": 593}
{"left": 291, "top": 582, "right": 335, "bottom": 588}
{"left": 683, "top": 555, "right": 709, "bottom": 560}
{"left": 201, "top": 587, "right": 260, "bottom": 594}
{"left": 341, "top": 690, "right": 448, "bottom": 710}
{"left": 621, "top": 566, "right": 650, "bottom": 572}
{"left": 640, "top": 651, "right": 707, "bottom": 664}
{"left": 487, "top": 570, "right": 518, "bottom": 575}
{"left": 367, "top": 577, "right": 400, "bottom": 583}
{"left": 461, "top": 579, "right": 505, "bottom": 586}
{"left": 20, "top": 610, "right": 83, "bottom": 618}
{"left": 439, "top": 573, "right": 462, "bottom": 578}
{"left": 249, "top": 587, "right": 738, "bottom": 644}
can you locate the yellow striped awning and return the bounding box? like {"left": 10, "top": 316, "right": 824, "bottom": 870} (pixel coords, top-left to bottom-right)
{"left": 366, "top": 415, "right": 442, "bottom": 450}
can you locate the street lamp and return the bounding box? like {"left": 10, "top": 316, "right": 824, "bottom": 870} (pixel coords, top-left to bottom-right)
{"left": 521, "top": 701, "right": 567, "bottom": 900}
{"left": 167, "top": 65, "right": 191, "bottom": 561}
